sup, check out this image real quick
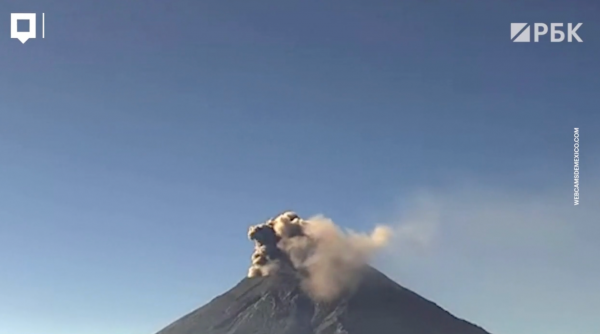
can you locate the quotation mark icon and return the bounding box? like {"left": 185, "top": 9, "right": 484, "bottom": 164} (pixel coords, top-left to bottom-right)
{"left": 11, "top": 13, "right": 45, "bottom": 44}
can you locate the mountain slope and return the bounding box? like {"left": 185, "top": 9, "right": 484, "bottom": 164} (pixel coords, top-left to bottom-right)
{"left": 155, "top": 266, "right": 491, "bottom": 334}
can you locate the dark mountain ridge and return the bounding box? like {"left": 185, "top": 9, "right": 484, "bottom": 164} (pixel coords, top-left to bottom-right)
{"left": 155, "top": 266, "right": 491, "bottom": 334}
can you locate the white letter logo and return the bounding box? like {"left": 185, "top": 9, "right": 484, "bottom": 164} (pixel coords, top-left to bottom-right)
{"left": 11, "top": 13, "right": 36, "bottom": 44}
{"left": 550, "top": 23, "right": 565, "bottom": 42}
{"left": 511, "top": 23, "right": 530, "bottom": 42}
{"left": 534, "top": 23, "right": 548, "bottom": 42}
{"left": 568, "top": 23, "right": 583, "bottom": 42}
{"left": 512, "top": 22, "right": 582, "bottom": 43}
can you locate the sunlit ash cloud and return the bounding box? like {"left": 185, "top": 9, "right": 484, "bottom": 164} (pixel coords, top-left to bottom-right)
{"left": 247, "top": 211, "right": 393, "bottom": 301}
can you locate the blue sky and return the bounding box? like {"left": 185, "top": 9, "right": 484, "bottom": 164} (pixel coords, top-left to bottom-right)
{"left": 1, "top": 1, "right": 599, "bottom": 334}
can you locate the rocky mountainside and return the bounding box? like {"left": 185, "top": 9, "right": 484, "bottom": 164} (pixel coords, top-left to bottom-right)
{"left": 155, "top": 266, "right": 491, "bottom": 334}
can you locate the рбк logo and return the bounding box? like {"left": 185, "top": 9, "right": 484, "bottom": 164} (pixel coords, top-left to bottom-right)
{"left": 511, "top": 23, "right": 583, "bottom": 42}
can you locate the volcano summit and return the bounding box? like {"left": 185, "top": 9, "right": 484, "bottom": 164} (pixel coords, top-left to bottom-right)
{"left": 155, "top": 212, "right": 492, "bottom": 334}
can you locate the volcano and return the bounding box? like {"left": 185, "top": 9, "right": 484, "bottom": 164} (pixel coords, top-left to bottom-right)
{"left": 155, "top": 212, "right": 491, "bottom": 334}
{"left": 154, "top": 266, "right": 491, "bottom": 334}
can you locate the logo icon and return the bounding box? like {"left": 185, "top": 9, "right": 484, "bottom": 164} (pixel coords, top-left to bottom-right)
{"left": 11, "top": 13, "right": 45, "bottom": 44}
{"left": 511, "top": 23, "right": 530, "bottom": 42}
{"left": 511, "top": 23, "right": 583, "bottom": 43}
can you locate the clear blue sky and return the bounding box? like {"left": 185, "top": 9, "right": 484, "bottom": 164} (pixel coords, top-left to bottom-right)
{"left": 1, "top": 1, "right": 599, "bottom": 334}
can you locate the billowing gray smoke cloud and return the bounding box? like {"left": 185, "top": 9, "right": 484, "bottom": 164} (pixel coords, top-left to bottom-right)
{"left": 248, "top": 211, "right": 392, "bottom": 301}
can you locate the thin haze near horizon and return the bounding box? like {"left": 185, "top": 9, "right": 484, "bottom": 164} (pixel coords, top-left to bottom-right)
{"left": 1, "top": 1, "right": 599, "bottom": 334}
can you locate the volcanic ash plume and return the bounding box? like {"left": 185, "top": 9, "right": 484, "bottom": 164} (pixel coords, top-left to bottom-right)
{"left": 247, "top": 211, "right": 393, "bottom": 300}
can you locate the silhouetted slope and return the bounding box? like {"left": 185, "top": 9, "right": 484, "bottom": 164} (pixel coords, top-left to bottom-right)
{"left": 155, "top": 266, "right": 491, "bottom": 334}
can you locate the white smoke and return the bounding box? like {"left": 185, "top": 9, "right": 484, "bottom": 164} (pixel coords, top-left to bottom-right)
{"left": 247, "top": 211, "right": 393, "bottom": 301}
